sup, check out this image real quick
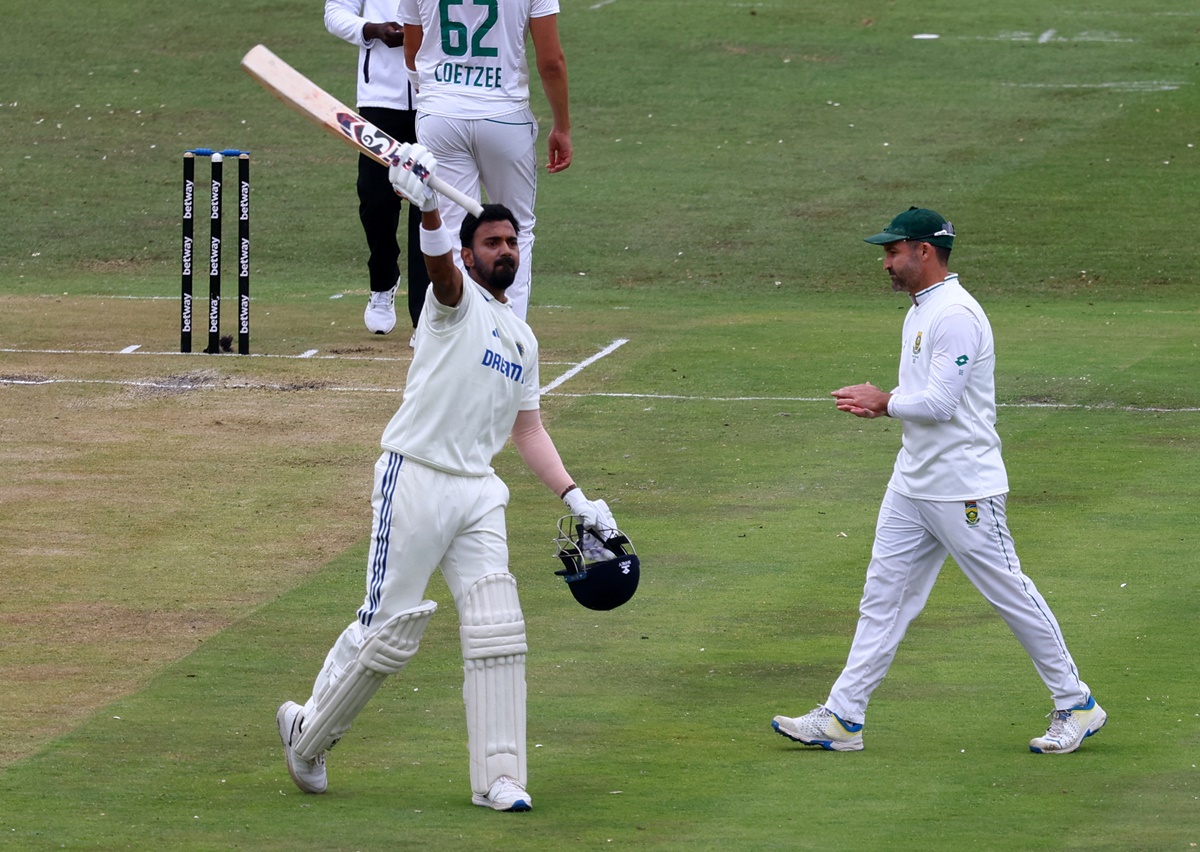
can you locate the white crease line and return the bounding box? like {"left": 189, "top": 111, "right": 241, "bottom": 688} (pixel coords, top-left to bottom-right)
{"left": 4, "top": 374, "right": 1195, "bottom": 412}
{"left": 0, "top": 347, "right": 413, "bottom": 363}
{"left": 0, "top": 378, "right": 411, "bottom": 394}
{"left": 545, "top": 392, "right": 830, "bottom": 402}
{"left": 2, "top": 341, "right": 1196, "bottom": 412}
{"left": 119, "top": 345, "right": 141, "bottom": 354}
{"left": 0, "top": 346, "right": 578, "bottom": 366}
{"left": 541, "top": 338, "right": 628, "bottom": 393}
{"left": 543, "top": 391, "right": 1200, "bottom": 411}
{"left": 1, "top": 377, "right": 220, "bottom": 389}
{"left": 1002, "top": 81, "right": 1184, "bottom": 91}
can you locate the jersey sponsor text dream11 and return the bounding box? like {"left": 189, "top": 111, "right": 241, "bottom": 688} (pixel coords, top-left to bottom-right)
{"left": 381, "top": 281, "right": 539, "bottom": 476}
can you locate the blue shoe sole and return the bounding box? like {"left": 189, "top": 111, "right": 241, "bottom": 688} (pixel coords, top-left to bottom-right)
{"left": 772, "top": 719, "right": 838, "bottom": 750}
{"left": 1029, "top": 714, "right": 1106, "bottom": 753}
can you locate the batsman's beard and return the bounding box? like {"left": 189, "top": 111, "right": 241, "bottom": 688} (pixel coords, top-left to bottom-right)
{"left": 477, "top": 256, "right": 517, "bottom": 291}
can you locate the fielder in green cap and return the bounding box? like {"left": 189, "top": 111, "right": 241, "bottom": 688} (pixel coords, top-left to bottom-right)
{"left": 864, "top": 206, "right": 956, "bottom": 250}
{"left": 772, "top": 207, "right": 1106, "bottom": 756}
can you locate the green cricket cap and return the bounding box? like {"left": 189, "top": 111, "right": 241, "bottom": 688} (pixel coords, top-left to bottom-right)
{"left": 864, "top": 207, "right": 955, "bottom": 249}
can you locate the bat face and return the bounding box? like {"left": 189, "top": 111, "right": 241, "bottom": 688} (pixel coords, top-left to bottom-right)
{"left": 336, "top": 112, "right": 403, "bottom": 167}
{"left": 240, "top": 44, "right": 483, "bottom": 216}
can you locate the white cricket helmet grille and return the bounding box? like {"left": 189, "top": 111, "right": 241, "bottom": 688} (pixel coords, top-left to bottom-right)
{"left": 553, "top": 515, "right": 640, "bottom": 611}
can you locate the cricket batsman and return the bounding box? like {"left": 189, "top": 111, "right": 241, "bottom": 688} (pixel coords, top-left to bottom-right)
{"left": 277, "top": 143, "right": 620, "bottom": 812}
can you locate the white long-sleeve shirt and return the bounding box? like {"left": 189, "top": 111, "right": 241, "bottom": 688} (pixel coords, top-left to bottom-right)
{"left": 324, "top": 0, "right": 416, "bottom": 111}
{"left": 885, "top": 274, "right": 1009, "bottom": 500}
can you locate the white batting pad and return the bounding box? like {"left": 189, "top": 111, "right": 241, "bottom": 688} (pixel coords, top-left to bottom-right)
{"left": 295, "top": 600, "right": 437, "bottom": 758}
{"left": 459, "top": 573, "right": 528, "bottom": 793}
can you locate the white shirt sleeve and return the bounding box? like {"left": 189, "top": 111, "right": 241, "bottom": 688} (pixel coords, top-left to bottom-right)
{"left": 397, "top": 0, "right": 419, "bottom": 26}
{"left": 325, "top": 0, "right": 369, "bottom": 47}
{"left": 423, "top": 281, "right": 468, "bottom": 330}
{"left": 887, "top": 306, "right": 982, "bottom": 424}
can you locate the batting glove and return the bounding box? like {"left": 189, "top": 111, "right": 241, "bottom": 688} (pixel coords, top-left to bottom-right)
{"left": 388, "top": 142, "right": 438, "bottom": 212}
{"left": 563, "top": 488, "right": 618, "bottom": 540}
{"left": 581, "top": 529, "right": 616, "bottom": 562}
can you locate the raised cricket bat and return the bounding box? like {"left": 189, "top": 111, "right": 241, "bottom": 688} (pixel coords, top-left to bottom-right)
{"left": 240, "top": 44, "right": 483, "bottom": 217}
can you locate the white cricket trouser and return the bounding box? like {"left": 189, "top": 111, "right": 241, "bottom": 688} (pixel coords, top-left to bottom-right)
{"left": 358, "top": 452, "right": 512, "bottom": 624}
{"left": 825, "top": 489, "right": 1090, "bottom": 724}
{"left": 310, "top": 452, "right": 511, "bottom": 699}
{"left": 301, "top": 453, "right": 520, "bottom": 770}
{"left": 416, "top": 109, "right": 538, "bottom": 322}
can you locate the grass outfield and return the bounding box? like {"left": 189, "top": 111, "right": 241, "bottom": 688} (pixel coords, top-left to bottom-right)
{"left": 2, "top": 0, "right": 1199, "bottom": 849}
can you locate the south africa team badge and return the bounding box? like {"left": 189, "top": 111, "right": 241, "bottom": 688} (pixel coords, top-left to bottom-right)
{"left": 964, "top": 501, "right": 979, "bottom": 527}
{"left": 912, "top": 331, "right": 923, "bottom": 356}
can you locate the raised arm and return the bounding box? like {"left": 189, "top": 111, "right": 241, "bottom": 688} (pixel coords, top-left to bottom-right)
{"left": 417, "top": 207, "right": 464, "bottom": 308}
{"left": 388, "top": 144, "right": 463, "bottom": 307}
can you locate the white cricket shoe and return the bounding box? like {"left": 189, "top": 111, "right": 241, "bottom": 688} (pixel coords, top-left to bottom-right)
{"left": 472, "top": 775, "right": 532, "bottom": 812}
{"left": 772, "top": 705, "right": 864, "bottom": 752}
{"left": 1029, "top": 696, "right": 1107, "bottom": 754}
{"left": 364, "top": 284, "right": 398, "bottom": 334}
{"left": 277, "top": 701, "right": 327, "bottom": 793}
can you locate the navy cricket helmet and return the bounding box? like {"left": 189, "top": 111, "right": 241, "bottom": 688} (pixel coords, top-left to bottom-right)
{"left": 552, "top": 516, "right": 640, "bottom": 611}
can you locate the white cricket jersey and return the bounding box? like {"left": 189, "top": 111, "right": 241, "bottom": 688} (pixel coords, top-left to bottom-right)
{"left": 398, "top": 0, "right": 559, "bottom": 119}
{"left": 325, "top": 0, "right": 416, "bottom": 111}
{"left": 380, "top": 279, "right": 539, "bottom": 476}
{"left": 885, "top": 274, "right": 1009, "bottom": 500}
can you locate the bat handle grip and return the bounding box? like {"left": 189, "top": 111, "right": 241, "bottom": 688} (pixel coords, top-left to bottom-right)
{"left": 428, "top": 176, "right": 484, "bottom": 218}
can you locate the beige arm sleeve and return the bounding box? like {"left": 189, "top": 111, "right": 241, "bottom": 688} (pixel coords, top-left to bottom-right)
{"left": 510, "top": 408, "right": 574, "bottom": 498}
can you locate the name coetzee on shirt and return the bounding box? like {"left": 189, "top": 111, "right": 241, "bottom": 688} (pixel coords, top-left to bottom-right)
{"left": 434, "top": 62, "right": 502, "bottom": 89}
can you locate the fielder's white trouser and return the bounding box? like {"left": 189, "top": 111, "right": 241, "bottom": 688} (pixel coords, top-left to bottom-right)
{"left": 299, "top": 453, "right": 527, "bottom": 793}
{"left": 825, "top": 489, "right": 1090, "bottom": 724}
{"left": 416, "top": 109, "right": 538, "bottom": 321}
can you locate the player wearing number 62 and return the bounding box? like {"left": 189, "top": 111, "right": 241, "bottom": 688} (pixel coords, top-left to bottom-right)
{"left": 773, "top": 208, "right": 1106, "bottom": 756}
{"left": 399, "top": 0, "right": 571, "bottom": 323}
